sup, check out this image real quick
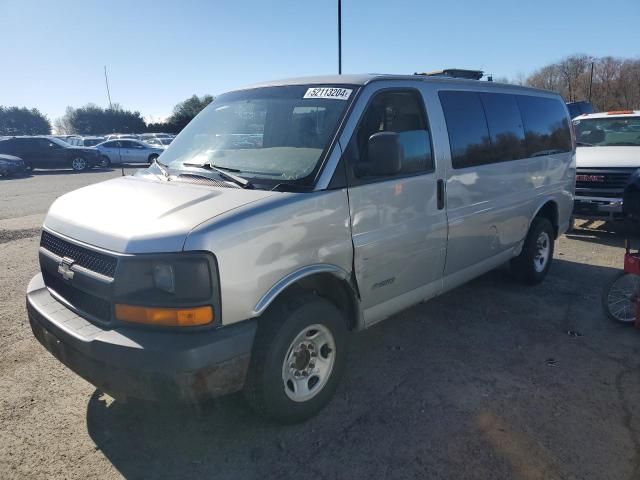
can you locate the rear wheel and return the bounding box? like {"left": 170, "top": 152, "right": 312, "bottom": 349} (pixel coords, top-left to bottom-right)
{"left": 71, "top": 157, "right": 88, "bottom": 171}
{"left": 602, "top": 271, "right": 640, "bottom": 324}
{"left": 511, "top": 217, "right": 555, "bottom": 284}
{"left": 243, "top": 294, "right": 348, "bottom": 423}
{"left": 148, "top": 154, "right": 159, "bottom": 164}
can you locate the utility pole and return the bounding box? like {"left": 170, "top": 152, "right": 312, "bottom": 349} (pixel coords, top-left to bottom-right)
{"left": 338, "top": 0, "right": 342, "bottom": 74}
{"left": 104, "top": 65, "right": 113, "bottom": 110}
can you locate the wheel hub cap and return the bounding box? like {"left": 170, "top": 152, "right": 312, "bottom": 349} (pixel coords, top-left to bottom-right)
{"left": 534, "top": 231, "right": 550, "bottom": 273}
{"left": 282, "top": 324, "right": 335, "bottom": 402}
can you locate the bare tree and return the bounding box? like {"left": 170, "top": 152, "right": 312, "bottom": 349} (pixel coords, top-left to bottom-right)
{"left": 526, "top": 54, "right": 640, "bottom": 111}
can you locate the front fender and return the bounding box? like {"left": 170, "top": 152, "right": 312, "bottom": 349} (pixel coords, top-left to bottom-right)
{"left": 252, "top": 264, "right": 351, "bottom": 316}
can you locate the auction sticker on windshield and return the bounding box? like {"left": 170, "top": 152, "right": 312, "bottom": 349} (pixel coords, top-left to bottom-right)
{"left": 304, "top": 87, "right": 352, "bottom": 100}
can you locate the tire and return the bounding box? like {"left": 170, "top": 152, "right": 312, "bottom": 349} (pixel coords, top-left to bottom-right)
{"left": 601, "top": 271, "right": 640, "bottom": 324}
{"left": 243, "top": 293, "right": 348, "bottom": 424}
{"left": 148, "top": 154, "right": 159, "bottom": 164}
{"left": 511, "top": 217, "right": 555, "bottom": 284}
{"left": 98, "top": 156, "right": 111, "bottom": 168}
{"left": 71, "top": 157, "right": 88, "bottom": 172}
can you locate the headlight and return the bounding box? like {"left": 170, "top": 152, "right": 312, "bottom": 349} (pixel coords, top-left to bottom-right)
{"left": 112, "top": 252, "right": 219, "bottom": 327}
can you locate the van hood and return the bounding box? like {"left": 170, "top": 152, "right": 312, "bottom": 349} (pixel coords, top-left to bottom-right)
{"left": 576, "top": 146, "right": 640, "bottom": 168}
{"left": 44, "top": 176, "right": 277, "bottom": 253}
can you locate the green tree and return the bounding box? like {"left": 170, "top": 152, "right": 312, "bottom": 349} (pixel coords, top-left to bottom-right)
{"left": 163, "top": 94, "right": 214, "bottom": 133}
{"left": 57, "top": 104, "right": 146, "bottom": 135}
{"left": 0, "top": 107, "right": 51, "bottom": 135}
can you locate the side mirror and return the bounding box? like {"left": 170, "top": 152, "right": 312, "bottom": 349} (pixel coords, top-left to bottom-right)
{"left": 357, "top": 131, "right": 403, "bottom": 177}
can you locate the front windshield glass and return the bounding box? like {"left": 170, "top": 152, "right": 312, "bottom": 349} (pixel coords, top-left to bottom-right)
{"left": 574, "top": 116, "right": 640, "bottom": 147}
{"left": 160, "top": 85, "right": 357, "bottom": 185}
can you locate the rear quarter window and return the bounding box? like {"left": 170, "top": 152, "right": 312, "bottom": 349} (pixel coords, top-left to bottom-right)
{"left": 516, "top": 96, "right": 572, "bottom": 156}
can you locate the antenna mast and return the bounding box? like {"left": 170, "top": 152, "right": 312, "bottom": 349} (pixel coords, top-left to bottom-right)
{"left": 104, "top": 65, "right": 113, "bottom": 110}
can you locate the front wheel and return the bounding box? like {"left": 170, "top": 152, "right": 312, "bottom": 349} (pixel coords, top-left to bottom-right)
{"left": 71, "top": 157, "right": 88, "bottom": 171}
{"left": 511, "top": 217, "right": 555, "bottom": 284}
{"left": 243, "top": 294, "right": 348, "bottom": 423}
{"left": 148, "top": 154, "right": 159, "bottom": 164}
{"left": 98, "top": 156, "right": 111, "bottom": 168}
{"left": 602, "top": 271, "right": 640, "bottom": 324}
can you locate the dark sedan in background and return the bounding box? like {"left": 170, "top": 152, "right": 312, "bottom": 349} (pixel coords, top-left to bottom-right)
{"left": 0, "top": 136, "right": 101, "bottom": 171}
{"left": 0, "top": 154, "right": 26, "bottom": 177}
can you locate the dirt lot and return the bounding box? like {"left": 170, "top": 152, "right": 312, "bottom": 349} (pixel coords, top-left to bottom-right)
{"left": 1, "top": 170, "right": 639, "bottom": 480}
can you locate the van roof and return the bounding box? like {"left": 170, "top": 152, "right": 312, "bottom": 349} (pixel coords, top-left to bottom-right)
{"left": 237, "top": 74, "right": 554, "bottom": 95}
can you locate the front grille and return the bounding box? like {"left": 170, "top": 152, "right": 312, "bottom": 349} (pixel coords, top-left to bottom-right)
{"left": 42, "top": 270, "right": 111, "bottom": 322}
{"left": 575, "top": 167, "right": 636, "bottom": 198}
{"left": 40, "top": 231, "right": 117, "bottom": 277}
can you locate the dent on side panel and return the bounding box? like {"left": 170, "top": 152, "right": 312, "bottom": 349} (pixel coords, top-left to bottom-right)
{"left": 184, "top": 190, "right": 354, "bottom": 325}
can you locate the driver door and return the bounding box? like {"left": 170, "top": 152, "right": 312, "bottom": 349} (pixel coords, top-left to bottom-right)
{"left": 345, "top": 87, "right": 448, "bottom": 323}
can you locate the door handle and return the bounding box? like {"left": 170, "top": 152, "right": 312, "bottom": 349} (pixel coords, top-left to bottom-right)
{"left": 437, "top": 179, "right": 445, "bottom": 210}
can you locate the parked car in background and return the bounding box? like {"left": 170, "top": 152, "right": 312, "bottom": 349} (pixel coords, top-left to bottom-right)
{"left": 139, "top": 133, "right": 173, "bottom": 141}
{"left": 80, "top": 136, "right": 106, "bottom": 147}
{"left": 567, "top": 101, "right": 594, "bottom": 119}
{"left": 573, "top": 110, "right": 640, "bottom": 220}
{"left": 0, "top": 153, "right": 26, "bottom": 177}
{"left": 27, "top": 74, "right": 574, "bottom": 423}
{"left": 63, "top": 136, "right": 84, "bottom": 146}
{"left": 0, "top": 136, "right": 100, "bottom": 171}
{"left": 96, "top": 139, "right": 164, "bottom": 165}
{"left": 144, "top": 137, "right": 173, "bottom": 149}
{"left": 104, "top": 134, "right": 140, "bottom": 141}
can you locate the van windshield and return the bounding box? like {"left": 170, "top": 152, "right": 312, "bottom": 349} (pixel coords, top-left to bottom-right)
{"left": 160, "top": 85, "right": 357, "bottom": 186}
{"left": 574, "top": 116, "right": 640, "bottom": 147}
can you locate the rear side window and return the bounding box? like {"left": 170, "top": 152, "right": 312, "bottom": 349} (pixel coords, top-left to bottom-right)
{"left": 479, "top": 93, "right": 526, "bottom": 161}
{"left": 516, "top": 96, "right": 572, "bottom": 156}
{"left": 438, "top": 91, "right": 492, "bottom": 168}
{"left": 440, "top": 91, "right": 571, "bottom": 168}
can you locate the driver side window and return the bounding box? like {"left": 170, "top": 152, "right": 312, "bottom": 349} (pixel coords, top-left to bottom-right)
{"left": 347, "top": 89, "right": 434, "bottom": 184}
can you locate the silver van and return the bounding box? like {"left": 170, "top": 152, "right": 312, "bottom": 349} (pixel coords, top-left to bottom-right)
{"left": 26, "top": 75, "right": 575, "bottom": 422}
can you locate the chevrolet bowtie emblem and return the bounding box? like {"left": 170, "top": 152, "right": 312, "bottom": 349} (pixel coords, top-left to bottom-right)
{"left": 58, "top": 257, "right": 75, "bottom": 281}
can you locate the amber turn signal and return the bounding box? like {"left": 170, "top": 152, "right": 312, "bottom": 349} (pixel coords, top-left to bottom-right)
{"left": 114, "top": 304, "right": 213, "bottom": 327}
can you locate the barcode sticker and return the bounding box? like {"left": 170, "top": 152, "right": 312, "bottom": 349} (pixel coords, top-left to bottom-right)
{"left": 303, "top": 87, "right": 352, "bottom": 100}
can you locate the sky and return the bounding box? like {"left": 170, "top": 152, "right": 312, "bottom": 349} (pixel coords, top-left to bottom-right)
{"left": 1, "top": 0, "right": 639, "bottom": 123}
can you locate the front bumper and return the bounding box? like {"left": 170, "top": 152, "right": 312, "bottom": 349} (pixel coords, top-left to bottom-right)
{"left": 0, "top": 163, "right": 25, "bottom": 175}
{"left": 26, "top": 273, "right": 256, "bottom": 402}
{"left": 573, "top": 196, "right": 624, "bottom": 219}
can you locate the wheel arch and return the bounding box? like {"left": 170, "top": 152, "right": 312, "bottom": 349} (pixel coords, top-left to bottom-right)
{"left": 532, "top": 199, "right": 559, "bottom": 238}
{"left": 253, "top": 264, "right": 362, "bottom": 331}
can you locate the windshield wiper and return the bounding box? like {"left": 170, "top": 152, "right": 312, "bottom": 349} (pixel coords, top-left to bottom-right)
{"left": 154, "top": 158, "right": 170, "bottom": 177}
{"left": 576, "top": 141, "right": 594, "bottom": 147}
{"left": 183, "top": 162, "right": 253, "bottom": 189}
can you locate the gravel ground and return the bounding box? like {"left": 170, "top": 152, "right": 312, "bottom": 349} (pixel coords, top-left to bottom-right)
{"left": 1, "top": 170, "right": 639, "bottom": 480}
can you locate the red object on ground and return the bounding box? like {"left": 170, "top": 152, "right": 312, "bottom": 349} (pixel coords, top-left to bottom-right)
{"left": 624, "top": 252, "right": 640, "bottom": 275}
